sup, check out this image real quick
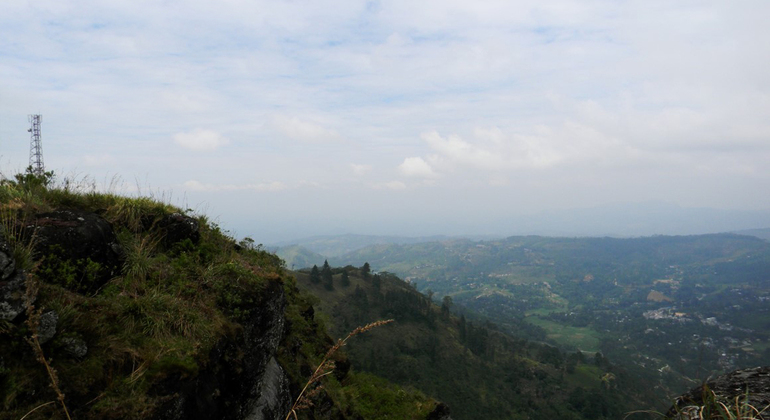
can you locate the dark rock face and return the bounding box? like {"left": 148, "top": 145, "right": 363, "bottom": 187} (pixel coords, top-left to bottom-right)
{"left": 0, "top": 234, "right": 14, "bottom": 279}
{"left": 0, "top": 230, "right": 31, "bottom": 321}
{"left": 426, "top": 402, "right": 452, "bottom": 420}
{"left": 0, "top": 271, "right": 24, "bottom": 321}
{"left": 61, "top": 336, "right": 88, "bottom": 358}
{"left": 669, "top": 366, "right": 770, "bottom": 416}
{"left": 2, "top": 210, "right": 124, "bottom": 317}
{"left": 30, "top": 210, "right": 123, "bottom": 293}
{"left": 243, "top": 357, "right": 292, "bottom": 420}
{"left": 37, "top": 310, "right": 58, "bottom": 344}
{"left": 155, "top": 279, "right": 292, "bottom": 420}
{"left": 155, "top": 213, "right": 200, "bottom": 248}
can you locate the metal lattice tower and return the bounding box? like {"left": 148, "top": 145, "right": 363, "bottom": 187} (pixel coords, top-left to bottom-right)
{"left": 28, "top": 114, "right": 44, "bottom": 176}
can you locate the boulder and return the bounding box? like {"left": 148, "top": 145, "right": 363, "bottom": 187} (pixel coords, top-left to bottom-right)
{"left": 37, "top": 310, "right": 58, "bottom": 344}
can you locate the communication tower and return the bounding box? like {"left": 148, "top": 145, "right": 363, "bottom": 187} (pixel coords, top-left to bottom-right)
{"left": 28, "top": 114, "right": 44, "bottom": 176}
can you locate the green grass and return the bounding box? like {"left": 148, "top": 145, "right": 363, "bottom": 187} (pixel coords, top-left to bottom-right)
{"left": 563, "top": 364, "right": 604, "bottom": 389}
{"left": 494, "top": 266, "right": 555, "bottom": 285}
{"left": 526, "top": 307, "right": 563, "bottom": 316}
{"left": 341, "top": 372, "right": 437, "bottom": 420}
{"left": 524, "top": 293, "right": 570, "bottom": 316}
{"left": 747, "top": 341, "right": 770, "bottom": 353}
{"left": 525, "top": 316, "right": 602, "bottom": 352}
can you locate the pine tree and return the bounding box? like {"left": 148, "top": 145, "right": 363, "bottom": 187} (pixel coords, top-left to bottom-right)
{"left": 425, "top": 289, "right": 435, "bottom": 302}
{"left": 361, "top": 262, "right": 371, "bottom": 278}
{"left": 441, "top": 295, "right": 453, "bottom": 317}
{"left": 310, "top": 265, "right": 320, "bottom": 284}
{"left": 340, "top": 270, "right": 351, "bottom": 287}
{"left": 322, "top": 260, "right": 334, "bottom": 290}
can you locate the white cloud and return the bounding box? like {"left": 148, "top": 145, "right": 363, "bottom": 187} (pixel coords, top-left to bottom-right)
{"left": 373, "top": 180, "right": 407, "bottom": 190}
{"left": 159, "top": 89, "right": 217, "bottom": 113}
{"left": 350, "top": 163, "right": 372, "bottom": 176}
{"left": 270, "top": 115, "right": 341, "bottom": 143}
{"left": 488, "top": 175, "right": 509, "bottom": 187}
{"left": 173, "top": 129, "right": 229, "bottom": 151}
{"left": 418, "top": 129, "right": 566, "bottom": 173}
{"left": 398, "top": 156, "right": 436, "bottom": 178}
{"left": 421, "top": 131, "right": 507, "bottom": 171}
{"left": 82, "top": 153, "right": 117, "bottom": 167}
{"left": 183, "top": 180, "right": 286, "bottom": 192}
{"left": 297, "top": 180, "right": 323, "bottom": 188}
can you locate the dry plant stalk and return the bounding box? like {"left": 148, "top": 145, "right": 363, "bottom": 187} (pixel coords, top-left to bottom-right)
{"left": 284, "top": 319, "right": 394, "bottom": 420}
{"left": 24, "top": 275, "right": 73, "bottom": 420}
{"left": 19, "top": 401, "right": 57, "bottom": 420}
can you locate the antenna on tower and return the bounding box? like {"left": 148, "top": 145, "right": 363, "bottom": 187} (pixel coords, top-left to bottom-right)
{"left": 28, "top": 114, "right": 44, "bottom": 176}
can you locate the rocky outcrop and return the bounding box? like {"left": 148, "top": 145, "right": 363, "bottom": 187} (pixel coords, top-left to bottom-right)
{"left": 30, "top": 210, "right": 123, "bottom": 293}
{"left": 244, "top": 357, "right": 292, "bottom": 420}
{"left": 0, "top": 230, "right": 30, "bottom": 321}
{"left": 669, "top": 366, "right": 770, "bottom": 417}
{"left": 155, "top": 279, "right": 292, "bottom": 420}
{"left": 142, "top": 213, "right": 201, "bottom": 248}
{"left": 4, "top": 207, "right": 293, "bottom": 419}
{"left": 2, "top": 209, "right": 124, "bottom": 319}
{"left": 2, "top": 209, "right": 122, "bottom": 315}
{"left": 426, "top": 402, "right": 453, "bottom": 420}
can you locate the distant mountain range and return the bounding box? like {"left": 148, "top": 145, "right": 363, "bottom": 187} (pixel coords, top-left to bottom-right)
{"left": 272, "top": 214, "right": 770, "bottom": 271}
{"left": 269, "top": 202, "right": 769, "bottom": 263}
{"left": 270, "top": 233, "right": 501, "bottom": 267}
{"left": 488, "top": 202, "right": 770, "bottom": 238}
{"left": 733, "top": 227, "right": 770, "bottom": 241}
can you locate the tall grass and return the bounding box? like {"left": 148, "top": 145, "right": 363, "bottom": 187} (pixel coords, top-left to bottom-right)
{"left": 0, "top": 206, "right": 37, "bottom": 272}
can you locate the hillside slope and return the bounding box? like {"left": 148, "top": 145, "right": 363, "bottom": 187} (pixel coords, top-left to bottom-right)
{"left": 294, "top": 264, "right": 659, "bottom": 420}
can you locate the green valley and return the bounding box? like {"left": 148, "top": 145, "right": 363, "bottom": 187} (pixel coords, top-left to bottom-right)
{"left": 292, "top": 264, "right": 652, "bottom": 420}
{"left": 302, "top": 234, "right": 770, "bottom": 404}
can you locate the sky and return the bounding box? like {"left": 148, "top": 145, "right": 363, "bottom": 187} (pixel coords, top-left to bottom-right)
{"left": 1, "top": 1, "right": 769, "bottom": 243}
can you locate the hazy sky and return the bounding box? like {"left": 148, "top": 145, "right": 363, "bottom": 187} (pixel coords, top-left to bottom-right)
{"left": 1, "top": 1, "right": 769, "bottom": 242}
